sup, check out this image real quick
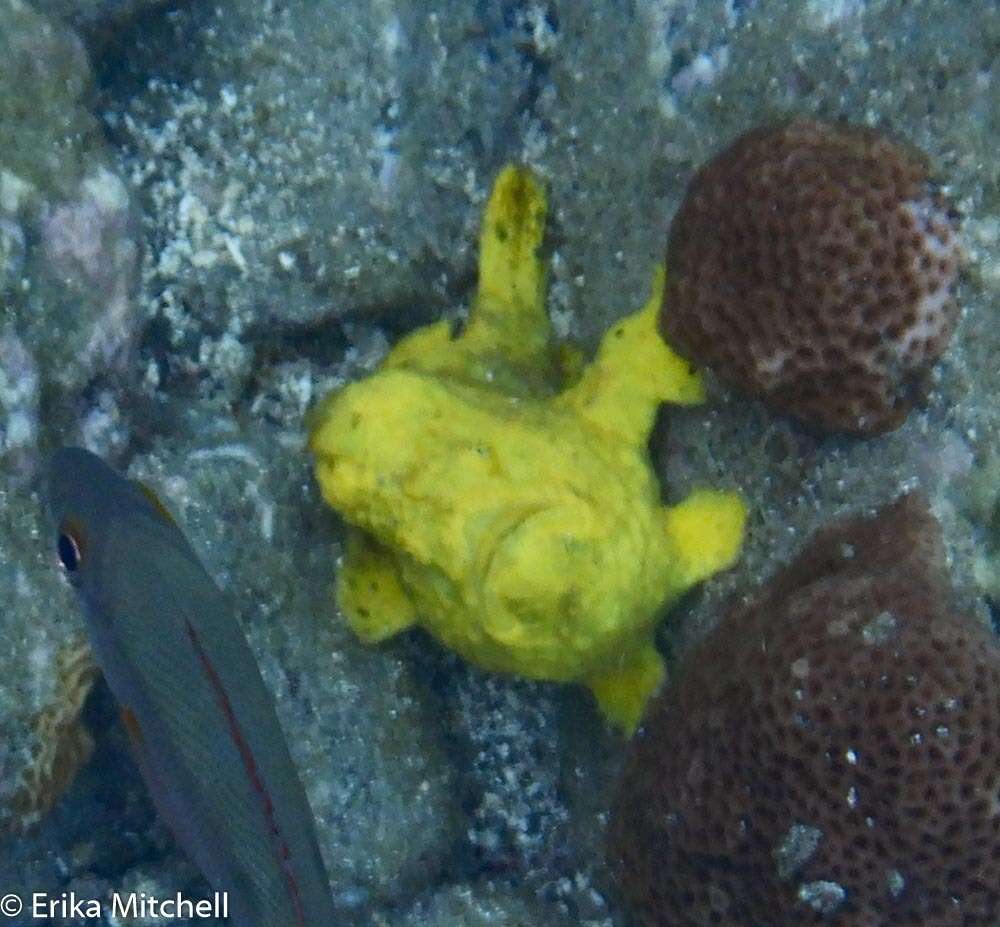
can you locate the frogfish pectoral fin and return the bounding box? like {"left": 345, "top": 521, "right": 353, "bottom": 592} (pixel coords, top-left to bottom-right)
{"left": 585, "top": 643, "right": 665, "bottom": 735}
{"left": 337, "top": 529, "right": 418, "bottom": 643}
{"left": 662, "top": 489, "right": 746, "bottom": 588}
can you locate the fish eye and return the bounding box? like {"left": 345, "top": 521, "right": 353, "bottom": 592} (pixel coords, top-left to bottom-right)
{"left": 56, "top": 522, "right": 84, "bottom": 573}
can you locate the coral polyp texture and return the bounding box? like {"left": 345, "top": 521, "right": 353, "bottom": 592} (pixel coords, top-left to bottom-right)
{"left": 661, "top": 120, "right": 962, "bottom": 435}
{"left": 608, "top": 494, "right": 1000, "bottom": 926}
{"left": 309, "top": 165, "right": 745, "bottom": 732}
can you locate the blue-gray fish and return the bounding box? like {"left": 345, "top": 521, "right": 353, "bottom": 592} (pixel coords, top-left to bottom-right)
{"left": 47, "top": 447, "right": 337, "bottom": 927}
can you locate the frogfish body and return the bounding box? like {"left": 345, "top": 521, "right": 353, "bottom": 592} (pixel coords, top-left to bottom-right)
{"left": 309, "top": 166, "right": 745, "bottom": 731}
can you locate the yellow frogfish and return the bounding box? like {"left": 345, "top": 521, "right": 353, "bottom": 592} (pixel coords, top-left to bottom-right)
{"left": 308, "top": 165, "right": 745, "bottom": 732}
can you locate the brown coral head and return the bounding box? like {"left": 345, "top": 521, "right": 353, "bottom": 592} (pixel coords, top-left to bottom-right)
{"left": 661, "top": 120, "right": 962, "bottom": 435}
{"left": 608, "top": 494, "right": 1000, "bottom": 926}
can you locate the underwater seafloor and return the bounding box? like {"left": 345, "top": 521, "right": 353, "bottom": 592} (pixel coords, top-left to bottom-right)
{"left": 0, "top": 0, "right": 998, "bottom": 925}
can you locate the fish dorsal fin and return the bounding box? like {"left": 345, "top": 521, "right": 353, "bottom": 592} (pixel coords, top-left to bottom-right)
{"left": 133, "top": 480, "right": 180, "bottom": 529}
{"left": 466, "top": 164, "right": 551, "bottom": 366}
{"left": 559, "top": 266, "right": 704, "bottom": 444}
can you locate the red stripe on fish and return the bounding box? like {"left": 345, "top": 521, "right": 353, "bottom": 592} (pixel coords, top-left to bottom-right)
{"left": 184, "top": 619, "right": 307, "bottom": 927}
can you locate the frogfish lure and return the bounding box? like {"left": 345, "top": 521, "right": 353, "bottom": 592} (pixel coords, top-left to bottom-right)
{"left": 47, "top": 447, "right": 338, "bottom": 927}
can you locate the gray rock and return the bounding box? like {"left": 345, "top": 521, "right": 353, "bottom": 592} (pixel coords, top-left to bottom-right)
{"left": 422, "top": 656, "right": 620, "bottom": 924}
{"left": 0, "top": 328, "right": 39, "bottom": 476}
{"left": 0, "top": 0, "right": 142, "bottom": 399}
{"left": 28, "top": 0, "right": 171, "bottom": 45}
{"left": 115, "top": 0, "right": 537, "bottom": 343}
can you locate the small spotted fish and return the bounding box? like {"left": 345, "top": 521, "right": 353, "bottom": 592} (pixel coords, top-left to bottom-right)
{"left": 48, "top": 447, "right": 338, "bottom": 927}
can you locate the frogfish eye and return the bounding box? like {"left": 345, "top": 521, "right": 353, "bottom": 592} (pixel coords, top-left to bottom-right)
{"left": 57, "top": 523, "right": 84, "bottom": 573}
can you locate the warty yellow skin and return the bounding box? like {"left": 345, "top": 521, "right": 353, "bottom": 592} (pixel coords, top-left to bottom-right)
{"left": 308, "top": 165, "right": 745, "bottom": 732}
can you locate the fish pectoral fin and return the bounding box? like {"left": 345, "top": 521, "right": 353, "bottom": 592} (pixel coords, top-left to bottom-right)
{"left": 119, "top": 706, "right": 166, "bottom": 805}
{"left": 585, "top": 643, "right": 665, "bottom": 735}
{"left": 662, "top": 489, "right": 746, "bottom": 587}
{"left": 120, "top": 705, "right": 145, "bottom": 750}
{"left": 337, "top": 530, "right": 417, "bottom": 643}
{"left": 118, "top": 704, "right": 181, "bottom": 846}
